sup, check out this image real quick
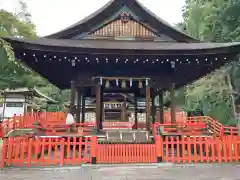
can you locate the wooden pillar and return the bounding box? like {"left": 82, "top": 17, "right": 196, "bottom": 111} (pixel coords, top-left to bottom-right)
{"left": 2, "top": 95, "right": 6, "bottom": 119}
{"left": 100, "top": 86, "right": 104, "bottom": 129}
{"left": 134, "top": 93, "right": 138, "bottom": 129}
{"left": 81, "top": 88, "right": 85, "bottom": 123}
{"left": 146, "top": 86, "right": 151, "bottom": 131}
{"left": 76, "top": 88, "right": 82, "bottom": 123}
{"left": 96, "top": 84, "right": 102, "bottom": 131}
{"left": 70, "top": 80, "right": 76, "bottom": 115}
{"left": 238, "top": 123, "right": 240, "bottom": 136}
{"left": 96, "top": 84, "right": 104, "bottom": 131}
{"left": 170, "top": 83, "right": 176, "bottom": 124}
{"left": 151, "top": 88, "right": 156, "bottom": 124}
{"left": 121, "top": 98, "right": 127, "bottom": 121}
{"left": 158, "top": 89, "right": 164, "bottom": 124}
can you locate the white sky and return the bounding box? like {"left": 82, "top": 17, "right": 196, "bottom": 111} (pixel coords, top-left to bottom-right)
{"left": 1, "top": 0, "right": 185, "bottom": 36}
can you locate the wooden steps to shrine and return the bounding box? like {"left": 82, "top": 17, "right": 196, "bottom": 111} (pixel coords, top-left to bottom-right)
{"left": 103, "top": 130, "right": 152, "bottom": 143}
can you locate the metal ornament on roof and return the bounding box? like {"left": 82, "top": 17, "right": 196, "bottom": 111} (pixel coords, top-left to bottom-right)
{"left": 120, "top": 12, "right": 130, "bottom": 23}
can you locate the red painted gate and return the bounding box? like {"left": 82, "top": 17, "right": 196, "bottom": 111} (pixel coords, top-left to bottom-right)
{"left": 97, "top": 143, "right": 157, "bottom": 164}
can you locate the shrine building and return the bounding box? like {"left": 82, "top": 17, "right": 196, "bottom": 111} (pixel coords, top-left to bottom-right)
{"left": 4, "top": 0, "right": 240, "bottom": 132}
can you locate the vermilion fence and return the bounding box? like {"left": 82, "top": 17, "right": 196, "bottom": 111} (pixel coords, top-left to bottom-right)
{"left": 153, "top": 116, "right": 229, "bottom": 138}
{"left": 0, "top": 112, "right": 65, "bottom": 136}
{"left": 0, "top": 112, "right": 238, "bottom": 138}
{"left": 0, "top": 136, "right": 95, "bottom": 167}
{"left": 224, "top": 126, "right": 238, "bottom": 136}
{"left": 162, "top": 111, "right": 187, "bottom": 123}
{"left": 1, "top": 135, "right": 240, "bottom": 167}
{"left": 97, "top": 143, "right": 157, "bottom": 164}
{"left": 153, "top": 121, "right": 208, "bottom": 136}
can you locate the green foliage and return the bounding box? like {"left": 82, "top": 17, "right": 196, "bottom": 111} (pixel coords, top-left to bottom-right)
{"left": 0, "top": 1, "right": 68, "bottom": 111}
{"left": 180, "top": 0, "right": 240, "bottom": 125}
{"left": 0, "top": 3, "right": 36, "bottom": 89}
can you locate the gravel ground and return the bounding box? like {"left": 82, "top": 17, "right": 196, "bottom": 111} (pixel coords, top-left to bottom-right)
{"left": 0, "top": 164, "right": 239, "bottom": 180}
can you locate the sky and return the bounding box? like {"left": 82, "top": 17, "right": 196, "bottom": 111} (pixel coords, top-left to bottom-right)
{"left": 1, "top": 0, "right": 185, "bottom": 36}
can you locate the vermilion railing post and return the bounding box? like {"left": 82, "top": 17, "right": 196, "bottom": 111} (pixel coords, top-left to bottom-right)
{"left": 156, "top": 108, "right": 160, "bottom": 123}
{"left": 91, "top": 136, "right": 97, "bottom": 164}
{"left": 13, "top": 114, "right": 16, "bottom": 130}
{"left": 152, "top": 123, "right": 156, "bottom": 138}
{"left": 27, "top": 137, "right": 33, "bottom": 167}
{"left": 220, "top": 126, "right": 224, "bottom": 137}
{"left": 155, "top": 135, "right": 163, "bottom": 162}
{"left": 21, "top": 114, "right": 25, "bottom": 128}
{"left": 0, "top": 138, "right": 7, "bottom": 168}
{"left": 60, "top": 138, "right": 65, "bottom": 166}
{"left": 19, "top": 114, "right": 22, "bottom": 129}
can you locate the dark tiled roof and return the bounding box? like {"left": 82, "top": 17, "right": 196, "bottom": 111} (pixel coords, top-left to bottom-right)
{"left": 6, "top": 37, "right": 240, "bottom": 55}
{"left": 44, "top": 0, "right": 198, "bottom": 42}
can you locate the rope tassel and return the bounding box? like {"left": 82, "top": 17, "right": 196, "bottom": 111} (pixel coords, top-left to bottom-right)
{"left": 105, "top": 80, "right": 110, "bottom": 88}
{"left": 122, "top": 80, "right": 126, "bottom": 88}
{"left": 138, "top": 80, "right": 143, "bottom": 88}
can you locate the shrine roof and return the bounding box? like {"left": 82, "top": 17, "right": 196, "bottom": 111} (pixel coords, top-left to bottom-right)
{"left": 44, "top": 0, "right": 198, "bottom": 42}
{"left": 3, "top": 0, "right": 240, "bottom": 89}
{"left": 5, "top": 37, "right": 240, "bottom": 55}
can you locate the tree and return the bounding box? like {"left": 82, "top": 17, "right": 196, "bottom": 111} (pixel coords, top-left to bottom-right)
{"left": 180, "top": 0, "right": 240, "bottom": 125}
{"left": 0, "top": 2, "right": 37, "bottom": 88}
{"left": 0, "top": 1, "right": 69, "bottom": 111}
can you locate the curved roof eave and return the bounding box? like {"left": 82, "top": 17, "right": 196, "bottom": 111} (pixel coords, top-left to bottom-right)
{"left": 5, "top": 37, "right": 240, "bottom": 55}
{"left": 44, "top": 0, "right": 199, "bottom": 42}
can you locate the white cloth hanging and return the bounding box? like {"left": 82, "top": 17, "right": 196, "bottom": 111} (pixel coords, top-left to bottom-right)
{"left": 66, "top": 113, "right": 75, "bottom": 125}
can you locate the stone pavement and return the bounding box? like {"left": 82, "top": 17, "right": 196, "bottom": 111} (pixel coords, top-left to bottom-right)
{"left": 0, "top": 164, "right": 240, "bottom": 180}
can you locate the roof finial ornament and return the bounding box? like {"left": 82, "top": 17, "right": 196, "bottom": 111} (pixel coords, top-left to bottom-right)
{"left": 120, "top": 12, "right": 130, "bottom": 23}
